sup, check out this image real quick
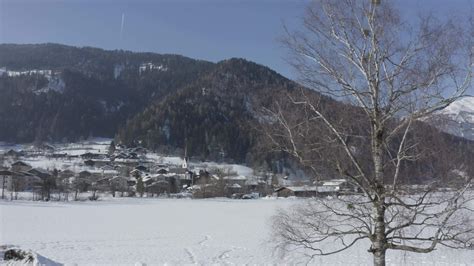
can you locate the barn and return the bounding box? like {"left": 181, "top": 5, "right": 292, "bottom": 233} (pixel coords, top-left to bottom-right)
{"left": 275, "top": 186, "right": 318, "bottom": 198}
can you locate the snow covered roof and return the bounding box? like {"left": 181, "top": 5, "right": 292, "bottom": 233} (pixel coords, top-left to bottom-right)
{"left": 16, "top": 171, "right": 35, "bottom": 177}
{"left": 28, "top": 168, "right": 50, "bottom": 175}
{"left": 110, "top": 176, "right": 129, "bottom": 181}
{"left": 245, "top": 178, "right": 259, "bottom": 186}
{"left": 276, "top": 186, "right": 318, "bottom": 192}
{"left": 169, "top": 168, "right": 187, "bottom": 174}
{"left": 130, "top": 169, "right": 142, "bottom": 174}
{"left": 88, "top": 169, "right": 118, "bottom": 175}
{"left": 316, "top": 186, "right": 340, "bottom": 193}
{"left": 79, "top": 170, "right": 92, "bottom": 175}
{"left": 276, "top": 185, "right": 341, "bottom": 193}
{"left": 0, "top": 170, "right": 15, "bottom": 175}
{"left": 12, "top": 161, "right": 30, "bottom": 167}
{"left": 223, "top": 175, "right": 247, "bottom": 180}
{"left": 228, "top": 183, "right": 242, "bottom": 189}
{"left": 319, "top": 179, "right": 348, "bottom": 186}
{"left": 142, "top": 176, "right": 153, "bottom": 183}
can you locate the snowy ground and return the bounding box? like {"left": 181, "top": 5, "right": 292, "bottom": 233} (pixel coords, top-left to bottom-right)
{"left": 1, "top": 198, "right": 473, "bottom": 265}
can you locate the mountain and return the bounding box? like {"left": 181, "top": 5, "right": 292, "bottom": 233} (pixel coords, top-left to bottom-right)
{"left": 0, "top": 44, "right": 300, "bottom": 164}
{"left": 0, "top": 43, "right": 214, "bottom": 142}
{"left": 0, "top": 43, "right": 472, "bottom": 179}
{"left": 433, "top": 96, "right": 474, "bottom": 141}
{"left": 116, "top": 58, "right": 297, "bottom": 163}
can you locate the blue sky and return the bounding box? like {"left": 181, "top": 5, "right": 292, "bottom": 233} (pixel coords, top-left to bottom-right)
{"left": 0, "top": 0, "right": 472, "bottom": 90}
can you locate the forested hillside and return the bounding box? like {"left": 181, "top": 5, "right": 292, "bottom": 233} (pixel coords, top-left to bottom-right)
{"left": 0, "top": 43, "right": 213, "bottom": 142}
{"left": 1, "top": 43, "right": 473, "bottom": 178}
{"left": 116, "top": 58, "right": 296, "bottom": 163}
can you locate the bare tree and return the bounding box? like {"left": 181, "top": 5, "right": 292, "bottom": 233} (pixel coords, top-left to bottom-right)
{"left": 56, "top": 174, "right": 70, "bottom": 201}
{"left": 268, "top": 1, "right": 473, "bottom": 265}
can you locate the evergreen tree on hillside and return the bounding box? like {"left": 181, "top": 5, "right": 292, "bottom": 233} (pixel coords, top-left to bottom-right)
{"left": 108, "top": 141, "right": 116, "bottom": 156}
{"left": 136, "top": 177, "right": 144, "bottom": 198}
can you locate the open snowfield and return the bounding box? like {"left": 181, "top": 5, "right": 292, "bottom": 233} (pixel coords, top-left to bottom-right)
{"left": 1, "top": 198, "right": 473, "bottom": 265}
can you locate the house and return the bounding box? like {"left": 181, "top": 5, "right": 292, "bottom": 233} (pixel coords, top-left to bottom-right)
{"left": 146, "top": 180, "right": 171, "bottom": 195}
{"left": 115, "top": 152, "right": 129, "bottom": 159}
{"left": 127, "top": 179, "right": 137, "bottom": 186}
{"left": 18, "top": 174, "right": 42, "bottom": 192}
{"left": 28, "top": 168, "right": 51, "bottom": 179}
{"left": 116, "top": 144, "right": 126, "bottom": 149}
{"left": 275, "top": 186, "right": 318, "bottom": 197}
{"left": 80, "top": 152, "right": 104, "bottom": 160}
{"left": 130, "top": 169, "right": 143, "bottom": 178}
{"left": 142, "top": 175, "right": 154, "bottom": 186}
{"left": 245, "top": 178, "right": 259, "bottom": 190}
{"left": 59, "top": 169, "right": 75, "bottom": 179}
{"left": 223, "top": 175, "right": 247, "bottom": 188}
{"left": 78, "top": 170, "right": 93, "bottom": 179}
{"left": 33, "top": 143, "right": 55, "bottom": 152}
{"left": 11, "top": 161, "right": 32, "bottom": 172}
{"left": 130, "top": 147, "right": 147, "bottom": 154}
{"left": 226, "top": 183, "right": 243, "bottom": 195}
{"left": 96, "top": 177, "right": 111, "bottom": 186}
{"left": 244, "top": 177, "right": 270, "bottom": 195}
{"left": 316, "top": 179, "right": 359, "bottom": 195}
{"left": 109, "top": 176, "right": 129, "bottom": 188}
{"left": 144, "top": 173, "right": 180, "bottom": 194}
{"left": 169, "top": 167, "right": 193, "bottom": 185}
{"left": 151, "top": 164, "right": 169, "bottom": 173}
{"left": 3, "top": 149, "right": 24, "bottom": 157}
{"left": 84, "top": 159, "right": 95, "bottom": 167}
{"left": 71, "top": 171, "right": 95, "bottom": 191}
{"left": 101, "top": 164, "right": 116, "bottom": 171}
{"left": 135, "top": 165, "right": 148, "bottom": 172}
{"left": 0, "top": 169, "right": 15, "bottom": 198}
{"left": 0, "top": 169, "right": 40, "bottom": 193}
{"left": 276, "top": 179, "right": 359, "bottom": 198}
{"left": 89, "top": 160, "right": 110, "bottom": 168}
{"left": 169, "top": 167, "right": 187, "bottom": 175}
{"left": 193, "top": 170, "right": 214, "bottom": 185}
{"left": 52, "top": 153, "right": 68, "bottom": 158}
{"left": 156, "top": 168, "right": 169, "bottom": 175}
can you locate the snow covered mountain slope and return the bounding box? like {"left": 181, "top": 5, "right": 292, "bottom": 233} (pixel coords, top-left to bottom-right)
{"left": 434, "top": 96, "right": 474, "bottom": 140}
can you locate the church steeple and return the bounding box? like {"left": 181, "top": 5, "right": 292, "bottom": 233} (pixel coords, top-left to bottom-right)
{"left": 182, "top": 138, "right": 188, "bottom": 169}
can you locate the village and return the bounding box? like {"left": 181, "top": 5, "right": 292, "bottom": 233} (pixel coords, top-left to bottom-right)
{"left": 0, "top": 139, "right": 359, "bottom": 201}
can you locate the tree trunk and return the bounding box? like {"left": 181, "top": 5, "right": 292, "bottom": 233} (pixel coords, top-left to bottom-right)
{"left": 1, "top": 176, "right": 5, "bottom": 199}
{"left": 372, "top": 203, "right": 387, "bottom": 266}
{"left": 372, "top": 125, "right": 387, "bottom": 266}
{"left": 373, "top": 247, "right": 386, "bottom": 266}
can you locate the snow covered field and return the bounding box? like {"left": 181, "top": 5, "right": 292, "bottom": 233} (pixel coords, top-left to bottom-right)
{"left": 1, "top": 198, "right": 473, "bottom": 265}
